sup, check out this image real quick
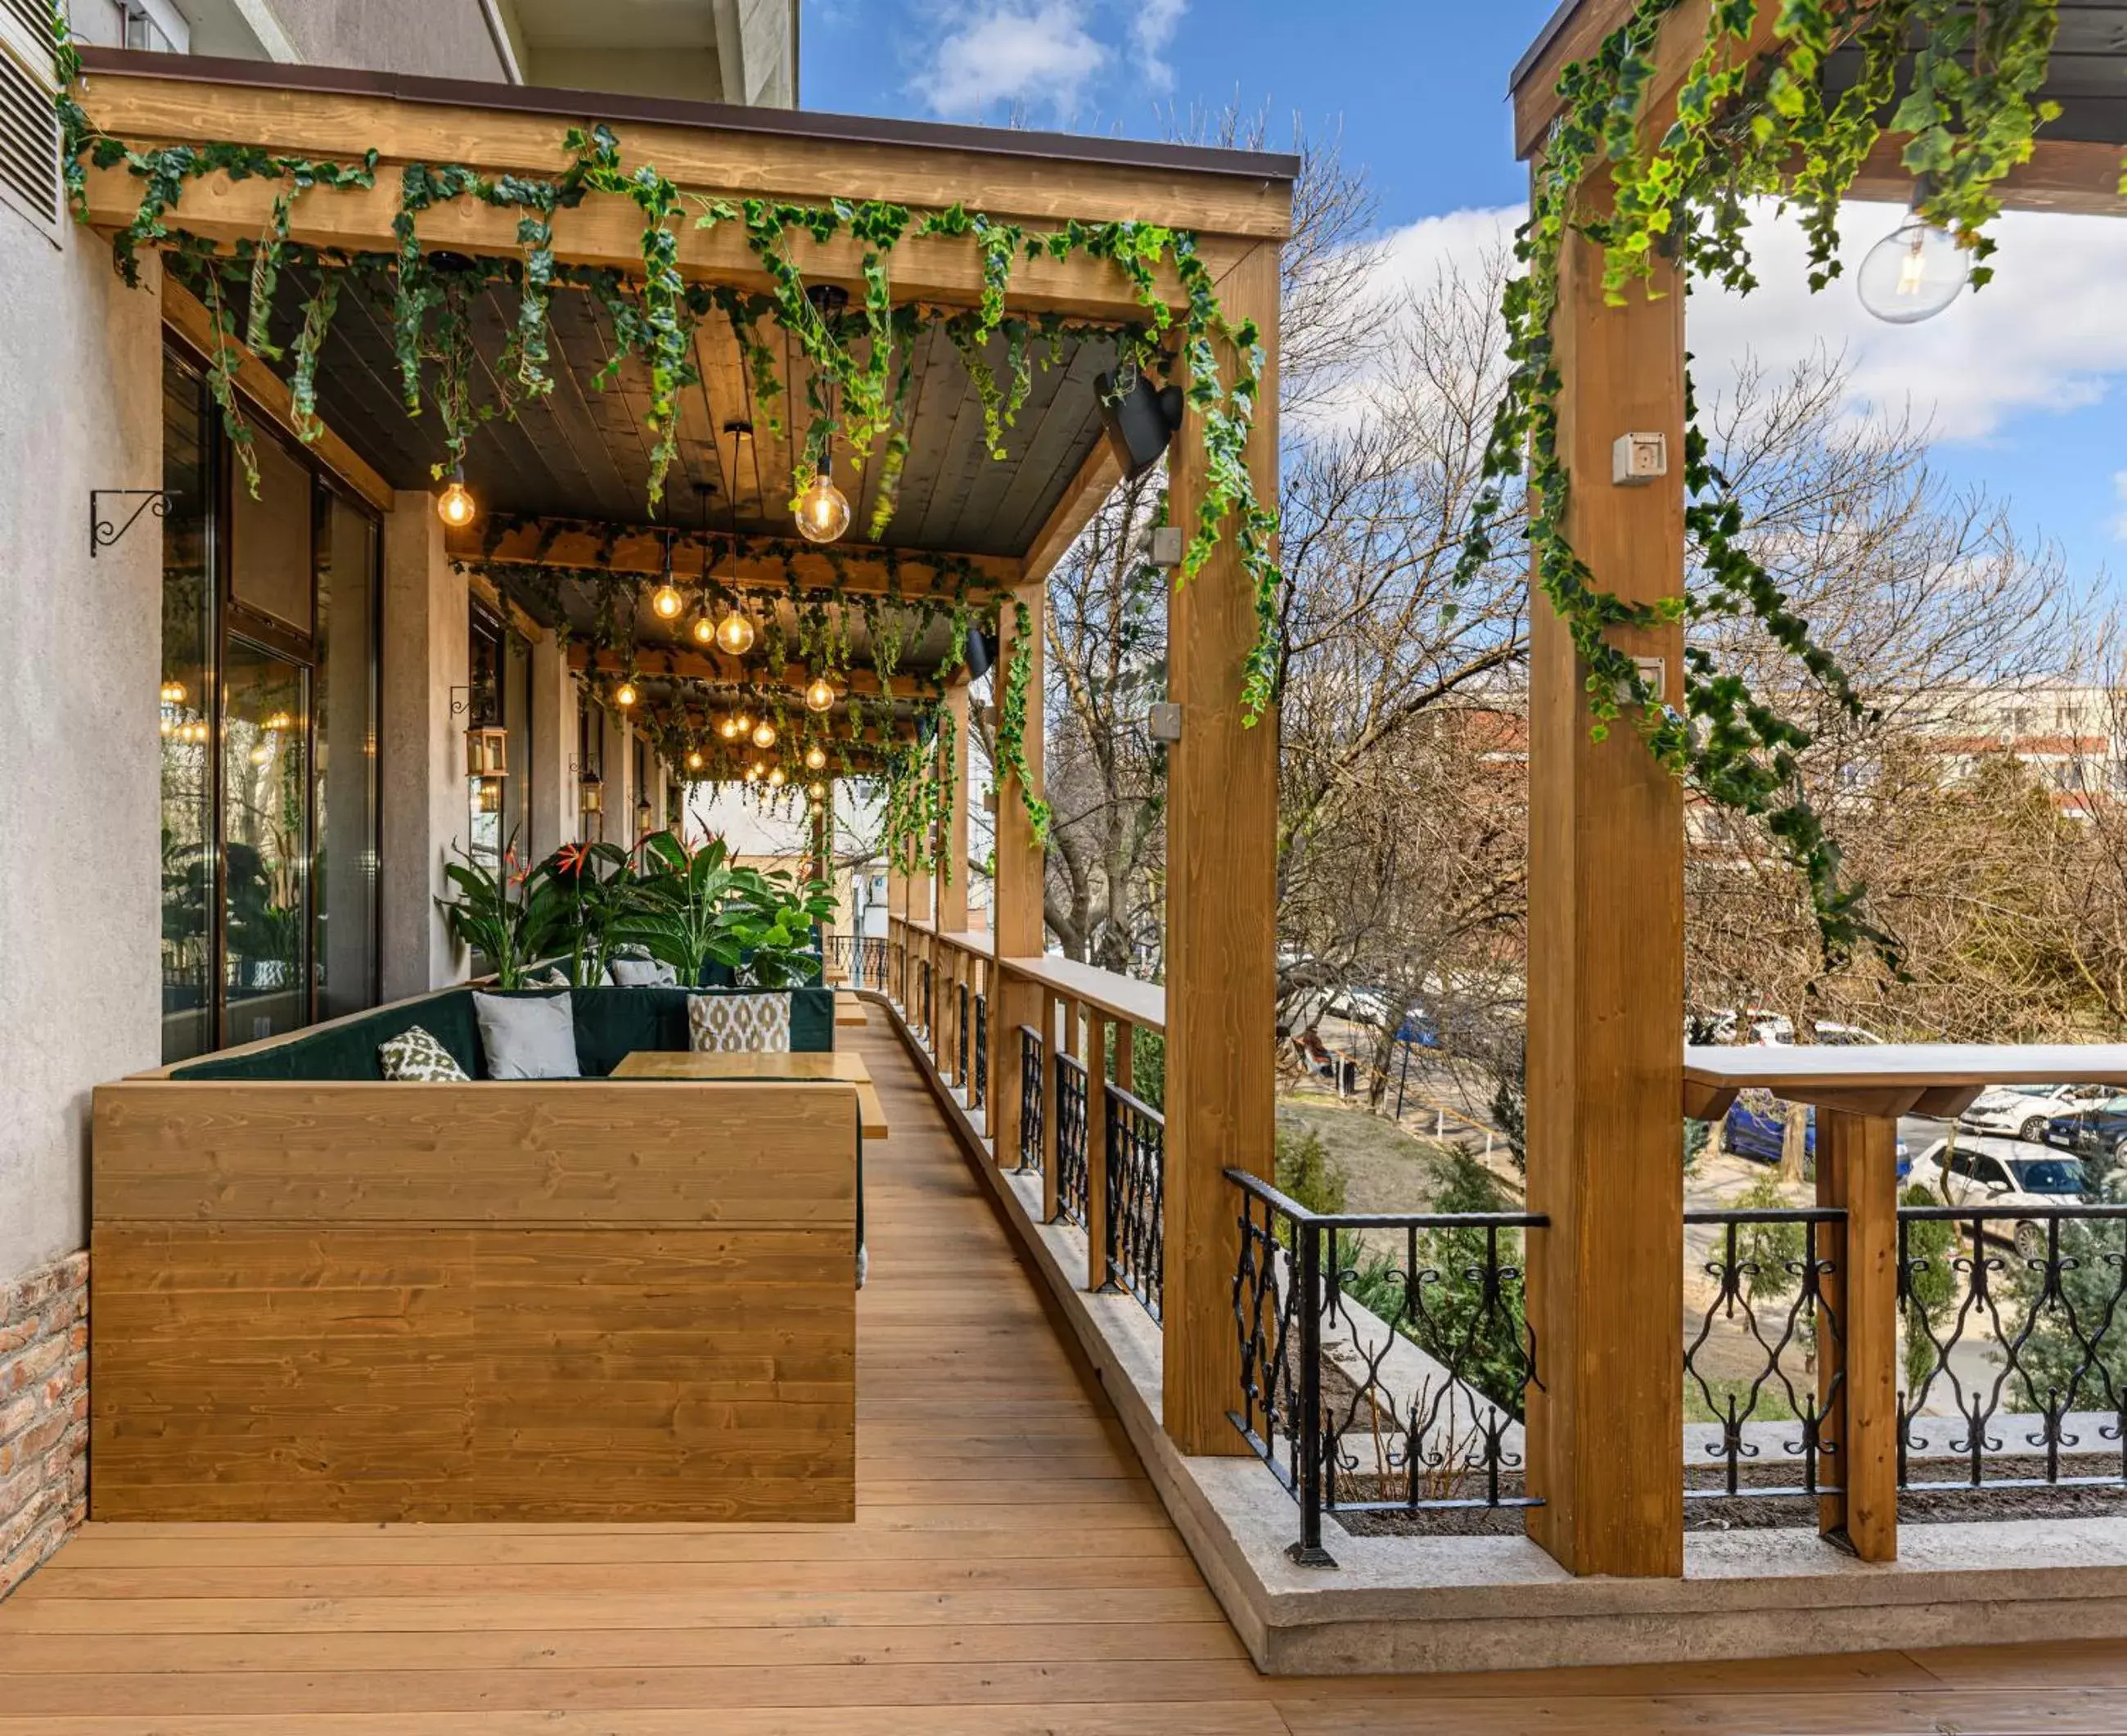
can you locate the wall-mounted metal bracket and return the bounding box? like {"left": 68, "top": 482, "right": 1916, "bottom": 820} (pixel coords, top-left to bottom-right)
{"left": 1147, "top": 701, "right": 1183, "bottom": 743}
{"left": 89, "top": 489, "right": 173, "bottom": 558}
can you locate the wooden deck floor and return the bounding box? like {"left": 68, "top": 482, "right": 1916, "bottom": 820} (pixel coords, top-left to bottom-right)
{"left": 6, "top": 1019, "right": 2127, "bottom": 1730}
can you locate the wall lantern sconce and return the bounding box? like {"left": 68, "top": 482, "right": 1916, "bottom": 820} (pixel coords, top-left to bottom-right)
{"left": 579, "top": 769, "right": 604, "bottom": 816}
{"left": 91, "top": 489, "right": 174, "bottom": 558}
{"left": 465, "top": 725, "right": 510, "bottom": 780}
{"left": 474, "top": 778, "right": 505, "bottom": 816}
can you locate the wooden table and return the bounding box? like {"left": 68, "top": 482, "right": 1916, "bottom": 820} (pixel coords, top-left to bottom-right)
{"left": 613, "top": 1049, "right": 889, "bottom": 1139}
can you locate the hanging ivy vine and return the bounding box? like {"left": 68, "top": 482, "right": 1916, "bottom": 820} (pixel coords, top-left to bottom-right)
{"left": 1468, "top": 0, "right": 2062, "bottom": 970}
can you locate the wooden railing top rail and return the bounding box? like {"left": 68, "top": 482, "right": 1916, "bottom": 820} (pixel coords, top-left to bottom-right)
{"left": 932, "top": 930, "right": 992, "bottom": 955}
{"left": 1001, "top": 956, "right": 1165, "bottom": 1033}
{"left": 1683, "top": 1043, "right": 2127, "bottom": 1122}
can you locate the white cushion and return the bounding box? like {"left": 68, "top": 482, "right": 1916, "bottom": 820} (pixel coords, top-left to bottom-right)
{"left": 608, "top": 957, "right": 679, "bottom": 987}
{"left": 687, "top": 992, "right": 791, "bottom": 1053}
{"left": 472, "top": 990, "right": 581, "bottom": 1080}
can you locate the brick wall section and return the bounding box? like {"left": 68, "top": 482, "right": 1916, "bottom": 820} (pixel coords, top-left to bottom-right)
{"left": 0, "top": 1251, "right": 88, "bottom": 1599}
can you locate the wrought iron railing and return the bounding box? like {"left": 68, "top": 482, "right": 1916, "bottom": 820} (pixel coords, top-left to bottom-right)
{"left": 1055, "top": 1051, "right": 1089, "bottom": 1228}
{"left": 1228, "top": 1169, "right": 1545, "bottom": 1566}
{"left": 1898, "top": 1201, "right": 2127, "bottom": 1491}
{"left": 917, "top": 959, "right": 931, "bottom": 1039}
{"left": 1016, "top": 1026, "right": 1043, "bottom": 1171}
{"left": 1682, "top": 1206, "right": 1846, "bottom": 1502}
{"left": 1104, "top": 1082, "right": 1163, "bottom": 1319}
{"left": 822, "top": 934, "right": 893, "bottom": 993}
{"left": 957, "top": 981, "right": 969, "bottom": 1089}
{"left": 971, "top": 993, "right": 988, "bottom": 1111}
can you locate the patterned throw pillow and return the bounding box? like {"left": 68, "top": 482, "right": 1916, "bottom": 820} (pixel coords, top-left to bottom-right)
{"left": 378, "top": 1026, "right": 471, "bottom": 1082}
{"left": 687, "top": 992, "right": 791, "bottom": 1053}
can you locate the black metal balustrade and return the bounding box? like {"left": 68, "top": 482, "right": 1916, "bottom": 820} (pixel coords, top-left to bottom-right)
{"left": 971, "top": 994, "right": 988, "bottom": 1111}
{"left": 822, "top": 935, "right": 893, "bottom": 993}
{"left": 1682, "top": 1206, "right": 1846, "bottom": 1502}
{"left": 918, "top": 960, "right": 931, "bottom": 1038}
{"left": 1055, "top": 1052, "right": 1089, "bottom": 1228}
{"left": 1228, "top": 1169, "right": 1545, "bottom": 1566}
{"left": 1016, "top": 1026, "right": 1044, "bottom": 1171}
{"left": 1898, "top": 1201, "right": 2127, "bottom": 1491}
{"left": 1104, "top": 1083, "right": 1164, "bottom": 1319}
{"left": 958, "top": 981, "right": 969, "bottom": 1088}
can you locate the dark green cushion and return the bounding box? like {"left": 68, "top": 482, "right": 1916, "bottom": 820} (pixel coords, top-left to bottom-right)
{"left": 169, "top": 983, "right": 832, "bottom": 1081}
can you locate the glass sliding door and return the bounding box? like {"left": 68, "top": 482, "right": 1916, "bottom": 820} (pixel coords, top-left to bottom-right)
{"left": 315, "top": 493, "right": 380, "bottom": 1021}
{"left": 158, "top": 339, "right": 384, "bottom": 1057}
{"left": 221, "top": 640, "right": 310, "bottom": 1045}
{"left": 159, "top": 352, "right": 216, "bottom": 1062}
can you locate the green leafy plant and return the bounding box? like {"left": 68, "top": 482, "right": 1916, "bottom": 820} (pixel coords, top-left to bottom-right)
{"left": 1467, "top": 0, "right": 2063, "bottom": 971}
{"left": 612, "top": 829, "right": 834, "bottom": 986}
{"left": 436, "top": 834, "right": 566, "bottom": 988}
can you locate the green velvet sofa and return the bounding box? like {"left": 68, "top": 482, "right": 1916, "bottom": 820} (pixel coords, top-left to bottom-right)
{"left": 168, "top": 985, "right": 836, "bottom": 1082}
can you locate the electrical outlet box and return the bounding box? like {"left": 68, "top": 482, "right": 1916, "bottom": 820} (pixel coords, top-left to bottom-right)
{"left": 982, "top": 790, "right": 998, "bottom": 813}
{"left": 1611, "top": 431, "right": 1668, "bottom": 486}
{"left": 1633, "top": 656, "right": 1668, "bottom": 700}
{"left": 1147, "top": 701, "right": 1183, "bottom": 743}
{"left": 1147, "top": 525, "right": 1185, "bottom": 568}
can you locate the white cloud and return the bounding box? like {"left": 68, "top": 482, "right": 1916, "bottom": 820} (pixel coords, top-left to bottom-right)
{"left": 1130, "top": 0, "right": 1187, "bottom": 92}
{"left": 908, "top": 2, "right": 1109, "bottom": 121}
{"left": 1350, "top": 198, "right": 2127, "bottom": 452}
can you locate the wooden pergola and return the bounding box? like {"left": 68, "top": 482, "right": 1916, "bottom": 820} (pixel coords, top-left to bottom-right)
{"left": 74, "top": 47, "right": 1293, "bottom": 1459}
{"left": 1510, "top": 0, "right": 2127, "bottom": 1578}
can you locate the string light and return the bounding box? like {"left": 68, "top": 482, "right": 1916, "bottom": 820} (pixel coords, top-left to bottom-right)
{"left": 767, "top": 768, "right": 786, "bottom": 788}
{"left": 744, "top": 763, "right": 763, "bottom": 783}
{"left": 804, "top": 743, "right": 827, "bottom": 772}
{"left": 734, "top": 712, "right": 754, "bottom": 736}
{"left": 719, "top": 715, "right": 742, "bottom": 742}
{"left": 650, "top": 530, "right": 683, "bottom": 618}
{"left": 804, "top": 674, "right": 836, "bottom": 713}
{"left": 686, "top": 749, "right": 704, "bottom": 771}
{"left": 615, "top": 681, "right": 638, "bottom": 708}
{"left": 159, "top": 679, "right": 187, "bottom": 705}
{"left": 692, "top": 615, "right": 716, "bottom": 644}
{"left": 808, "top": 781, "right": 826, "bottom": 801}
{"left": 436, "top": 468, "right": 476, "bottom": 530}
{"left": 751, "top": 719, "right": 777, "bottom": 750}
{"left": 792, "top": 470, "right": 850, "bottom": 544}
{"left": 714, "top": 605, "right": 756, "bottom": 656}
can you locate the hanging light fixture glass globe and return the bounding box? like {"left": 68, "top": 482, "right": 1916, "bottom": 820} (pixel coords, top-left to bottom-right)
{"left": 692, "top": 615, "right": 716, "bottom": 645}
{"left": 734, "top": 711, "right": 753, "bottom": 736}
{"left": 718, "top": 715, "right": 741, "bottom": 742}
{"left": 767, "top": 767, "right": 786, "bottom": 789}
{"left": 714, "top": 606, "right": 756, "bottom": 656}
{"left": 792, "top": 471, "right": 851, "bottom": 544}
{"left": 614, "top": 681, "right": 638, "bottom": 708}
{"left": 804, "top": 743, "right": 827, "bottom": 772}
{"left": 744, "top": 763, "right": 763, "bottom": 783}
{"left": 808, "top": 781, "right": 827, "bottom": 801}
{"left": 436, "top": 476, "right": 476, "bottom": 530}
{"left": 651, "top": 583, "right": 684, "bottom": 619}
{"left": 686, "top": 749, "right": 704, "bottom": 771}
{"left": 1857, "top": 214, "right": 1967, "bottom": 324}
{"left": 804, "top": 674, "right": 836, "bottom": 713}
{"left": 751, "top": 719, "right": 777, "bottom": 750}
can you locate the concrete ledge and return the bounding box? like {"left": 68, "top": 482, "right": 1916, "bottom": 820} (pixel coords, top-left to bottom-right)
{"left": 870, "top": 993, "right": 2127, "bottom": 1674}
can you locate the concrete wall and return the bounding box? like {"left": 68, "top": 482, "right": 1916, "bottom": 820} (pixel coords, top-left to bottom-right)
{"left": 527, "top": 633, "right": 575, "bottom": 860}
{"left": 378, "top": 507, "right": 471, "bottom": 1000}
{"left": 260, "top": 0, "right": 511, "bottom": 80}
{"left": 0, "top": 217, "right": 163, "bottom": 1283}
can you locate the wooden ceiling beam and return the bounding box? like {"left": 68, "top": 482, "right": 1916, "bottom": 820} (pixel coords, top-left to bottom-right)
{"left": 453, "top": 519, "right": 1021, "bottom": 597}
{"left": 1021, "top": 435, "right": 1123, "bottom": 586}
{"left": 80, "top": 159, "right": 1255, "bottom": 323}
{"left": 72, "top": 65, "right": 1294, "bottom": 243}
{"left": 570, "top": 644, "right": 942, "bottom": 701}
{"left": 160, "top": 277, "right": 395, "bottom": 514}
{"left": 1852, "top": 134, "right": 2127, "bottom": 217}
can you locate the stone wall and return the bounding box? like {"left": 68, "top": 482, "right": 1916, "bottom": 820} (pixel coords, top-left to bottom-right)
{"left": 0, "top": 1251, "right": 89, "bottom": 1600}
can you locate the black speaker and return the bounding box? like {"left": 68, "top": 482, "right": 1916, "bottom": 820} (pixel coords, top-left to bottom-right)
{"left": 964, "top": 626, "right": 996, "bottom": 680}
{"left": 1095, "top": 370, "right": 1184, "bottom": 480}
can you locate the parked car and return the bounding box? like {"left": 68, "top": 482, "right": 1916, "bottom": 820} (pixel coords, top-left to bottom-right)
{"left": 1811, "top": 1021, "right": 1884, "bottom": 1046}
{"left": 1917, "top": 1135, "right": 2091, "bottom": 1259}
{"left": 1721, "top": 1090, "right": 1911, "bottom": 1176}
{"left": 2040, "top": 1094, "right": 2127, "bottom": 1165}
{"left": 1961, "top": 1082, "right": 2111, "bottom": 1143}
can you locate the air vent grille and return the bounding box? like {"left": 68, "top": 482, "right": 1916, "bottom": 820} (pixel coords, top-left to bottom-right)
{"left": 0, "top": 0, "right": 59, "bottom": 231}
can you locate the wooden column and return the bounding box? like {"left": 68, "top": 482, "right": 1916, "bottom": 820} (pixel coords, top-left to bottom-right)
{"left": 1817, "top": 1108, "right": 1899, "bottom": 1562}
{"left": 940, "top": 681, "right": 971, "bottom": 936}
{"left": 1523, "top": 195, "right": 1687, "bottom": 1575}
{"left": 886, "top": 870, "right": 908, "bottom": 1006}
{"left": 1162, "top": 242, "right": 1281, "bottom": 1454}
{"left": 1085, "top": 1010, "right": 1112, "bottom": 1293}
{"left": 992, "top": 583, "right": 1048, "bottom": 1171}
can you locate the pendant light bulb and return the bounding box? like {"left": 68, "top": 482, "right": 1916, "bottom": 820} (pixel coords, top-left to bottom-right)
{"left": 793, "top": 471, "right": 851, "bottom": 544}
{"left": 804, "top": 675, "right": 836, "bottom": 713}
{"left": 734, "top": 711, "right": 753, "bottom": 736}
{"left": 160, "top": 679, "right": 187, "bottom": 706}
{"left": 615, "top": 681, "right": 638, "bottom": 709}
{"left": 744, "top": 763, "right": 762, "bottom": 783}
{"left": 692, "top": 615, "right": 716, "bottom": 645}
{"left": 1857, "top": 214, "right": 1968, "bottom": 324}
{"left": 651, "top": 583, "right": 684, "bottom": 620}
{"left": 714, "top": 606, "right": 756, "bottom": 656}
{"left": 804, "top": 743, "right": 827, "bottom": 772}
{"left": 751, "top": 719, "right": 777, "bottom": 750}
{"left": 808, "top": 782, "right": 827, "bottom": 801}
{"left": 768, "top": 768, "right": 786, "bottom": 789}
{"left": 686, "top": 749, "right": 704, "bottom": 771}
{"left": 719, "top": 715, "right": 741, "bottom": 742}
{"left": 436, "top": 473, "right": 477, "bottom": 530}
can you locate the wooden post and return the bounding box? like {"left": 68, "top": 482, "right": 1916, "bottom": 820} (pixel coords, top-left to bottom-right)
{"left": 1115, "top": 1020, "right": 1134, "bottom": 1094}
{"left": 887, "top": 869, "right": 908, "bottom": 1006}
{"left": 992, "top": 582, "right": 1048, "bottom": 1172}
{"left": 1162, "top": 242, "right": 1281, "bottom": 1454}
{"left": 1085, "top": 1009, "right": 1112, "bottom": 1293}
{"left": 940, "top": 681, "right": 971, "bottom": 937}
{"left": 1817, "top": 1108, "right": 1899, "bottom": 1562}
{"left": 1522, "top": 194, "right": 1687, "bottom": 1576}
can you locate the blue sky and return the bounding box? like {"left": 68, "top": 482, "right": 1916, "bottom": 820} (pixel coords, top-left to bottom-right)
{"left": 803, "top": 2, "right": 2126, "bottom": 596}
